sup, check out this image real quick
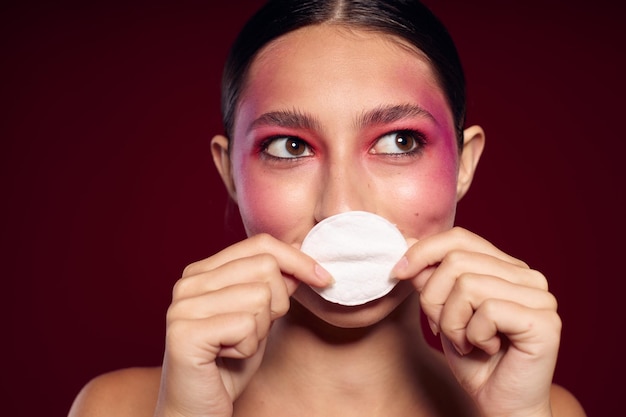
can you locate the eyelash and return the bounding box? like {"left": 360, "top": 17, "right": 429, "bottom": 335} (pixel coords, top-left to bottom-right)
{"left": 258, "top": 129, "right": 427, "bottom": 161}
{"left": 259, "top": 135, "right": 314, "bottom": 161}
{"left": 370, "top": 129, "right": 427, "bottom": 158}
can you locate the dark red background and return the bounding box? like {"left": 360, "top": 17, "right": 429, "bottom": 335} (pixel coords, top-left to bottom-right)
{"left": 3, "top": 1, "right": 624, "bottom": 415}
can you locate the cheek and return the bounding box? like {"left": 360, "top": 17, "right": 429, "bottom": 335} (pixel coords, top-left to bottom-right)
{"left": 382, "top": 153, "right": 459, "bottom": 238}
{"left": 232, "top": 160, "right": 313, "bottom": 240}
{"left": 236, "top": 182, "right": 277, "bottom": 236}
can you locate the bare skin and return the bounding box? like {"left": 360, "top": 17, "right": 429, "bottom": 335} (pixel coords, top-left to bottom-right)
{"left": 69, "top": 25, "right": 587, "bottom": 417}
{"left": 69, "top": 355, "right": 584, "bottom": 417}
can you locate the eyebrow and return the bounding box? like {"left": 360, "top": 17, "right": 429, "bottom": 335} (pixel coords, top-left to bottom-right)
{"left": 248, "top": 103, "right": 436, "bottom": 134}
{"left": 248, "top": 109, "right": 321, "bottom": 133}
{"left": 355, "top": 103, "right": 437, "bottom": 129}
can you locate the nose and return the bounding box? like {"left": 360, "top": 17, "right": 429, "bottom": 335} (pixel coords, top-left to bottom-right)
{"left": 313, "top": 157, "right": 372, "bottom": 223}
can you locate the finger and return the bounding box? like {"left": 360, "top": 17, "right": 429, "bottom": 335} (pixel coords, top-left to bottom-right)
{"left": 166, "top": 312, "right": 269, "bottom": 362}
{"left": 183, "top": 233, "right": 333, "bottom": 287}
{"left": 416, "top": 252, "right": 548, "bottom": 333}
{"left": 448, "top": 299, "right": 562, "bottom": 357}
{"left": 418, "top": 251, "right": 549, "bottom": 317}
{"left": 393, "top": 227, "right": 528, "bottom": 281}
{"left": 168, "top": 281, "right": 286, "bottom": 325}
{"left": 418, "top": 250, "right": 547, "bottom": 295}
{"left": 174, "top": 254, "right": 294, "bottom": 303}
{"left": 433, "top": 275, "right": 558, "bottom": 352}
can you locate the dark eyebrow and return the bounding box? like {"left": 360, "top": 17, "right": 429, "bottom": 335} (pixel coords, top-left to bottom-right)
{"left": 355, "top": 104, "right": 437, "bottom": 128}
{"left": 247, "top": 104, "right": 435, "bottom": 134}
{"left": 248, "top": 109, "right": 321, "bottom": 133}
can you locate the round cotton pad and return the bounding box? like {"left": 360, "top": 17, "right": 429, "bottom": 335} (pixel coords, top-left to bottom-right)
{"left": 300, "top": 211, "right": 408, "bottom": 306}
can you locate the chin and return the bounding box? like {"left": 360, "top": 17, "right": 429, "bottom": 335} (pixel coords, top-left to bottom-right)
{"left": 290, "top": 280, "right": 415, "bottom": 330}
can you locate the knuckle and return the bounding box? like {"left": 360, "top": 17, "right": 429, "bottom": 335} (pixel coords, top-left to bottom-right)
{"left": 272, "top": 296, "right": 290, "bottom": 317}
{"left": 479, "top": 298, "right": 501, "bottom": 317}
{"left": 165, "top": 303, "right": 179, "bottom": 323}
{"left": 438, "top": 302, "right": 467, "bottom": 333}
{"left": 448, "top": 226, "right": 471, "bottom": 243}
{"left": 443, "top": 249, "right": 469, "bottom": 267}
{"left": 251, "top": 232, "right": 275, "bottom": 248}
{"left": 248, "top": 281, "right": 288, "bottom": 317}
{"left": 247, "top": 282, "right": 273, "bottom": 306}
{"left": 172, "top": 277, "right": 192, "bottom": 300}
{"left": 527, "top": 269, "right": 549, "bottom": 290}
{"left": 165, "top": 297, "right": 195, "bottom": 325}
{"left": 552, "top": 313, "right": 563, "bottom": 334}
{"left": 544, "top": 291, "right": 558, "bottom": 311}
{"left": 238, "top": 312, "right": 260, "bottom": 336}
{"left": 449, "top": 226, "right": 467, "bottom": 238}
{"left": 455, "top": 273, "right": 475, "bottom": 293}
{"left": 237, "top": 335, "right": 260, "bottom": 357}
{"left": 536, "top": 311, "right": 563, "bottom": 348}
{"left": 182, "top": 261, "right": 202, "bottom": 278}
{"left": 253, "top": 253, "right": 280, "bottom": 275}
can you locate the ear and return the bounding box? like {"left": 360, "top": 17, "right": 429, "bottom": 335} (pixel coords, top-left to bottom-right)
{"left": 456, "top": 125, "right": 485, "bottom": 201}
{"left": 211, "top": 135, "right": 238, "bottom": 203}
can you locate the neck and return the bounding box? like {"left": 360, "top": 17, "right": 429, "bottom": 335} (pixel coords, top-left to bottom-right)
{"left": 277, "top": 292, "right": 427, "bottom": 353}
{"left": 248, "top": 294, "right": 437, "bottom": 416}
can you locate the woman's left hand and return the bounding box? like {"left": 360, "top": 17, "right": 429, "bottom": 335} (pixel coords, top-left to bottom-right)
{"left": 394, "top": 227, "right": 561, "bottom": 417}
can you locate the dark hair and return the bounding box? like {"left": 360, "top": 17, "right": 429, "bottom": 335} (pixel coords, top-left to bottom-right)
{"left": 221, "top": 0, "right": 466, "bottom": 148}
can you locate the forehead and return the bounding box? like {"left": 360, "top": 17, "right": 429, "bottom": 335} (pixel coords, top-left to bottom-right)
{"left": 255, "top": 24, "right": 431, "bottom": 66}
{"left": 235, "top": 24, "right": 453, "bottom": 136}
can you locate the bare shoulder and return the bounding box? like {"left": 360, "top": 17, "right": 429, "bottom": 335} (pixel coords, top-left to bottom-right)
{"left": 68, "top": 367, "right": 162, "bottom": 417}
{"left": 551, "top": 384, "right": 587, "bottom": 417}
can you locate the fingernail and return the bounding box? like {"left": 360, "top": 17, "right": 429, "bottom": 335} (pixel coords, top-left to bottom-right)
{"left": 315, "top": 264, "right": 334, "bottom": 286}
{"left": 428, "top": 318, "right": 439, "bottom": 336}
{"left": 391, "top": 256, "right": 409, "bottom": 277}
{"left": 452, "top": 343, "right": 465, "bottom": 356}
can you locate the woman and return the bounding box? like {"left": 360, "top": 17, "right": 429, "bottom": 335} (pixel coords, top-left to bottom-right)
{"left": 70, "top": 1, "right": 586, "bottom": 416}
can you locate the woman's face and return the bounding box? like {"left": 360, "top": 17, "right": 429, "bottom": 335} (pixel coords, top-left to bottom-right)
{"left": 214, "top": 25, "right": 478, "bottom": 326}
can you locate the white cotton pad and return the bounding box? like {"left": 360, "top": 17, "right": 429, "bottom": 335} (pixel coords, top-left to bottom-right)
{"left": 300, "top": 211, "right": 408, "bottom": 306}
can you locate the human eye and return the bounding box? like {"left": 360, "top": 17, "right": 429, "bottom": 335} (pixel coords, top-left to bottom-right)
{"left": 369, "top": 130, "right": 426, "bottom": 156}
{"left": 262, "top": 136, "right": 313, "bottom": 159}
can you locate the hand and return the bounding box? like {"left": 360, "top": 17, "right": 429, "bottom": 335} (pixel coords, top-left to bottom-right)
{"left": 154, "top": 233, "right": 332, "bottom": 417}
{"left": 394, "top": 227, "right": 560, "bottom": 417}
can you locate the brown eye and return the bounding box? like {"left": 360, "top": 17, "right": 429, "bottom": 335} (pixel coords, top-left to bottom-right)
{"left": 264, "top": 137, "right": 313, "bottom": 158}
{"left": 394, "top": 133, "right": 415, "bottom": 152}
{"left": 286, "top": 138, "right": 306, "bottom": 156}
{"left": 370, "top": 130, "right": 423, "bottom": 155}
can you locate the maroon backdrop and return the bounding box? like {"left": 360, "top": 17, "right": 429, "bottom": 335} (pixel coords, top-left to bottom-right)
{"left": 3, "top": 1, "right": 624, "bottom": 415}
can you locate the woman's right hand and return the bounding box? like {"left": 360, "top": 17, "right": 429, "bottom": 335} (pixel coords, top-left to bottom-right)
{"left": 153, "top": 233, "right": 332, "bottom": 417}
